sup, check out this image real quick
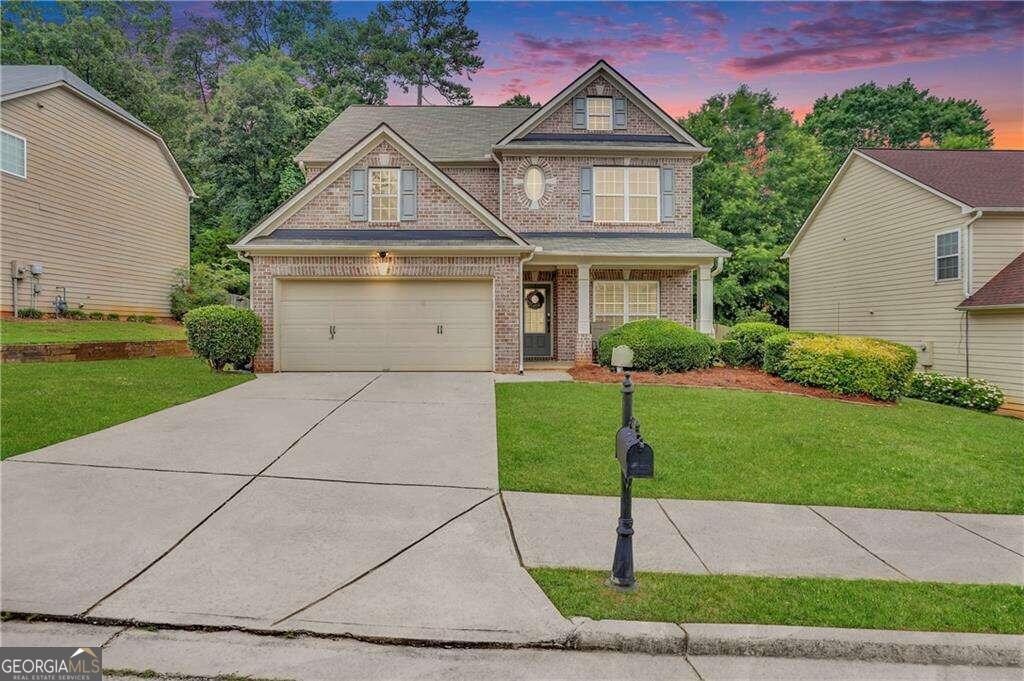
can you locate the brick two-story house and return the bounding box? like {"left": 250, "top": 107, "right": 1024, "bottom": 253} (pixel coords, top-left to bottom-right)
{"left": 232, "top": 61, "right": 728, "bottom": 372}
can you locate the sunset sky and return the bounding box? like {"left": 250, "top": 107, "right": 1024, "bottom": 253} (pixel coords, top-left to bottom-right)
{"left": 184, "top": 1, "right": 1024, "bottom": 147}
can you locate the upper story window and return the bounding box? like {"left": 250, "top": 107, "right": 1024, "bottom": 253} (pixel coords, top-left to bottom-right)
{"left": 1, "top": 129, "right": 27, "bottom": 178}
{"left": 935, "top": 229, "right": 960, "bottom": 281}
{"left": 586, "top": 97, "right": 612, "bottom": 131}
{"left": 524, "top": 166, "right": 545, "bottom": 202}
{"left": 370, "top": 168, "right": 399, "bottom": 222}
{"left": 593, "top": 166, "right": 659, "bottom": 223}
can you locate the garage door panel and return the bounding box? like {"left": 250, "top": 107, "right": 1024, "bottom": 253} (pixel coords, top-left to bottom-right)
{"left": 279, "top": 280, "right": 493, "bottom": 372}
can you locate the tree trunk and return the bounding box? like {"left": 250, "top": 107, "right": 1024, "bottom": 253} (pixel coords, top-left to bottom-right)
{"left": 416, "top": 76, "right": 423, "bottom": 106}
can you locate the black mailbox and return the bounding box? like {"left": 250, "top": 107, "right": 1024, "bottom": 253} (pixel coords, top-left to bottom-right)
{"left": 616, "top": 426, "right": 654, "bottom": 479}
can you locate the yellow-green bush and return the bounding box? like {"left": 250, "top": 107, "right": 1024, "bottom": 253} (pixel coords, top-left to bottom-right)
{"left": 763, "top": 332, "right": 916, "bottom": 401}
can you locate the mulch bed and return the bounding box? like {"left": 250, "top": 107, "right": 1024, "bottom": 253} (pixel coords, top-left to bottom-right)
{"left": 568, "top": 364, "right": 890, "bottom": 406}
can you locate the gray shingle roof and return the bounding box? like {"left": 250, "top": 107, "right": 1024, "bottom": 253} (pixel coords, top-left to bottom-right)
{"left": 251, "top": 229, "right": 516, "bottom": 249}
{"left": 1, "top": 65, "right": 152, "bottom": 133}
{"left": 295, "top": 105, "right": 538, "bottom": 164}
{"left": 526, "top": 232, "right": 730, "bottom": 257}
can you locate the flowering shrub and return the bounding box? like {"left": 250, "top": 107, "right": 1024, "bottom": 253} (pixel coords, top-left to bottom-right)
{"left": 905, "top": 372, "right": 1003, "bottom": 412}
{"left": 763, "top": 332, "right": 916, "bottom": 401}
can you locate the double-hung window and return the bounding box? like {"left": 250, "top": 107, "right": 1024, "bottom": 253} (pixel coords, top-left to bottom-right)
{"left": 1, "top": 129, "right": 27, "bottom": 178}
{"left": 593, "top": 167, "right": 659, "bottom": 223}
{"left": 370, "top": 168, "right": 399, "bottom": 222}
{"left": 586, "top": 97, "right": 612, "bottom": 131}
{"left": 935, "top": 229, "right": 960, "bottom": 281}
{"left": 593, "top": 281, "right": 660, "bottom": 325}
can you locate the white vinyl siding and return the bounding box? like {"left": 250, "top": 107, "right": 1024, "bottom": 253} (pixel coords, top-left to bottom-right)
{"left": 369, "top": 168, "right": 399, "bottom": 222}
{"left": 935, "top": 230, "right": 960, "bottom": 281}
{"left": 1, "top": 129, "right": 27, "bottom": 178}
{"left": 593, "top": 167, "right": 660, "bottom": 224}
{"left": 592, "top": 280, "right": 659, "bottom": 325}
{"left": 586, "top": 97, "right": 612, "bottom": 131}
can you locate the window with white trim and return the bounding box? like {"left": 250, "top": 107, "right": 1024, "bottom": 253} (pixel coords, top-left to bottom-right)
{"left": 593, "top": 167, "right": 659, "bottom": 223}
{"left": 587, "top": 97, "right": 612, "bottom": 131}
{"left": 370, "top": 168, "right": 399, "bottom": 222}
{"left": 1, "top": 129, "right": 27, "bottom": 178}
{"left": 593, "top": 281, "right": 660, "bottom": 325}
{"left": 935, "top": 230, "right": 960, "bottom": 281}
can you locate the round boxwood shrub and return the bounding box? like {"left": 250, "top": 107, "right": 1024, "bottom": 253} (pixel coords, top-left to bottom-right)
{"left": 762, "top": 332, "right": 916, "bottom": 401}
{"left": 905, "top": 372, "right": 1003, "bottom": 412}
{"left": 183, "top": 305, "right": 262, "bottom": 371}
{"left": 724, "top": 321, "right": 788, "bottom": 366}
{"left": 597, "top": 319, "right": 717, "bottom": 373}
{"left": 717, "top": 339, "right": 744, "bottom": 367}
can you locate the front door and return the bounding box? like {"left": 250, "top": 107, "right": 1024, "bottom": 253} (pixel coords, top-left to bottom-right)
{"left": 523, "top": 284, "right": 552, "bottom": 359}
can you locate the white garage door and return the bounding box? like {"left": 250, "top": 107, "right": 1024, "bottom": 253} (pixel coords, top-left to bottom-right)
{"left": 278, "top": 280, "right": 493, "bottom": 371}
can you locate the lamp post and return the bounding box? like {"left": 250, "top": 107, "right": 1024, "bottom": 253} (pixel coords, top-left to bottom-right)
{"left": 608, "top": 345, "right": 653, "bottom": 591}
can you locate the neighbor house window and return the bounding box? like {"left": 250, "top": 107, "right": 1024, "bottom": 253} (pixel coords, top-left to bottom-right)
{"left": 524, "top": 165, "right": 545, "bottom": 202}
{"left": 593, "top": 281, "right": 660, "bottom": 325}
{"left": 935, "top": 229, "right": 960, "bottom": 281}
{"left": 587, "top": 97, "right": 612, "bottom": 131}
{"left": 593, "top": 167, "right": 660, "bottom": 223}
{"left": 370, "top": 168, "right": 399, "bottom": 222}
{"left": 1, "top": 129, "right": 27, "bottom": 178}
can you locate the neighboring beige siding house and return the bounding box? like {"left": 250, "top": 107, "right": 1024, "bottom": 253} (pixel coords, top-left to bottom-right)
{"left": 0, "top": 65, "right": 193, "bottom": 318}
{"left": 785, "top": 149, "right": 1024, "bottom": 414}
{"left": 232, "top": 61, "right": 728, "bottom": 374}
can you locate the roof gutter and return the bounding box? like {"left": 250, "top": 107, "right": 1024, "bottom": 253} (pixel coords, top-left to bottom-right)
{"left": 230, "top": 244, "right": 535, "bottom": 256}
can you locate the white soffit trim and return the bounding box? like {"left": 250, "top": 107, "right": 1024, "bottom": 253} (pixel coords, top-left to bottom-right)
{"left": 782, "top": 149, "right": 976, "bottom": 259}
{"left": 494, "top": 60, "right": 708, "bottom": 150}
{"left": 2, "top": 81, "right": 196, "bottom": 198}
{"left": 234, "top": 123, "right": 529, "bottom": 248}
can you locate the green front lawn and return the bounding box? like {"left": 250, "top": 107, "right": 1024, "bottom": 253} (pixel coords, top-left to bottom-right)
{"left": 1, "top": 357, "right": 252, "bottom": 458}
{"left": 496, "top": 382, "right": 1023, "bottom": 514}
{"left": 531, "top": 568, "right": 1024, "bottom": 634}
{"left": 0, "top": 320, "right": 185, "bottom": 345}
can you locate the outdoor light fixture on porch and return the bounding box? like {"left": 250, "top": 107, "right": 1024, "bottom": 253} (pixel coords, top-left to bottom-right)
{"left": 608, "top": 345, "right": 655, "bottom": 591}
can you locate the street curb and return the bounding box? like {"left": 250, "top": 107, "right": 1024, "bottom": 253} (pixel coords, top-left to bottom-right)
{"left": 680, "top": 623, "right": 1023, "bottom": 667}
{"left": 4, "top": 613, "right": 1021, "bottom": 667}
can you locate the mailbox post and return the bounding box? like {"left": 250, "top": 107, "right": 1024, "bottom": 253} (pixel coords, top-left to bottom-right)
{"left": 609, "top": 346, "right": 654, "bottom": 591}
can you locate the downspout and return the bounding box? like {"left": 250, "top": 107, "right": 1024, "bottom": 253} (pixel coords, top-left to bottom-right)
{"left": 961, "top": 209, "right": 982, "bottom": 376}
{"left": 518, "top": 248, "right": 537, "bottom": 374}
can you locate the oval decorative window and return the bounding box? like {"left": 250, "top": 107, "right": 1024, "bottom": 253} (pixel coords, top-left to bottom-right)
{"left": 524, "top": 166, "right": 545, "bottom": 202}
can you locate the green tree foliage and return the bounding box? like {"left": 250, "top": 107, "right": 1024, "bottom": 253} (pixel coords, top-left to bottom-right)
{"left": 804, "top": 80, "right": 992, "bottom": 167}
{"left": 374, "top": 0, "right": 483, "bottom": 105}
{"left": 683, "top": 86, "right": 830, "bottom": 325}
{"left": 501, "top": 93, "right": 537, "bottom": 107}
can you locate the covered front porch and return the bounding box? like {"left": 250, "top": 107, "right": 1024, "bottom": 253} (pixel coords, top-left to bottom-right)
{"left": 520, "top": 233, "right": 728, "bottom": 367}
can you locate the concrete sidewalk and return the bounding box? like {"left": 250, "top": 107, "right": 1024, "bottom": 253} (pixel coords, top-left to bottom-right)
{"left": 503, "top": 492, "right": 1024, "bottom": 584}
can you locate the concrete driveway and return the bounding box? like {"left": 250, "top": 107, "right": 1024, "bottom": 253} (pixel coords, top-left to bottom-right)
{"left": 1, "top": 372, "right": 567, "bottom": 644}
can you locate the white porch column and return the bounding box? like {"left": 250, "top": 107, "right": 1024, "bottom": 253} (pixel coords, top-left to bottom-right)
{"left": 698, "top": 264, "right": 714, "bottom": 336}
{"left": 576, "top": 263, "right": 593, "bottom": 364}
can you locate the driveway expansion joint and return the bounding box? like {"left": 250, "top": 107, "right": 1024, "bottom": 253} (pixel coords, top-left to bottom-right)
{"left": 497, "top": 491, "right": 526, "bottom": 568}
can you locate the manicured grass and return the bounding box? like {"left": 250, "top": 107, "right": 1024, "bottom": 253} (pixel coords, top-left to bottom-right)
{"left": 496, "top": 382, "right": 1024, "bottom": 514}
{"left": 0, "top": 357, "right": 252, "bottom": 458}
{"left": 531, "top": 568, "right": 1024, "bottom": 634}
{"left": 0, "top": 319, "right": 185, "bottom": 345}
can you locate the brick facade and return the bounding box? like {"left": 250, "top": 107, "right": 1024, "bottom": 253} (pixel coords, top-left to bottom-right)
{"left": 438, "top": 165, "right": 500, "bottom": 216}
{"left": 249, "top": 254, "right": 521, "bottom": 373}
{"left": 501, "top": 154, "right": 694, "bottom": 233}
{"left": 533, "top": 75, "right": 667, "bottom": 136}
{"left": 281, "top": 141, "right": 490, "bottom": 232}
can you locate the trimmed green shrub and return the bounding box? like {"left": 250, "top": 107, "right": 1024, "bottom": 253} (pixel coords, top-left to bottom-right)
{"left": 87, "top": 311, "right": 104, "bottom": 320}
{"left": 762, "top": 332, "right": 916, "bottom": 401}
{"left": 597, "top": 319, "right": 717, "bottom": 373}
{"left": 138, "top": 315, "right": 156, "bottom": 323}
{"left": 733, "top": 310, "right": 775, "bottom": 324}
{"left": 717, "top": 339, "right": 744, "bottom": 367}
{"left": 63, "top": 309, "right": 87, "bottom": 319}
{"left": 16, "top": 308, "right": 43, "bottom": 319}
{"left": 183, "top": 305, "right": 262, "bottom": 371}
{"left": 725, "top": 322, "right": 788, "bottom": 366}
{"left": 906, "top": 372, "right": 1003, "bottom": 412}
{"left": 125, "top": 314, "right": 139, "bottom": 322}
{"left": 105, "top": 313, "right": 120, "bottom": 321}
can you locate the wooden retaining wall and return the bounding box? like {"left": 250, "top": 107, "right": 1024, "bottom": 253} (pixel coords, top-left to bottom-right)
{"left": 2, "top": 340, "right": 192, "bottom": 363}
